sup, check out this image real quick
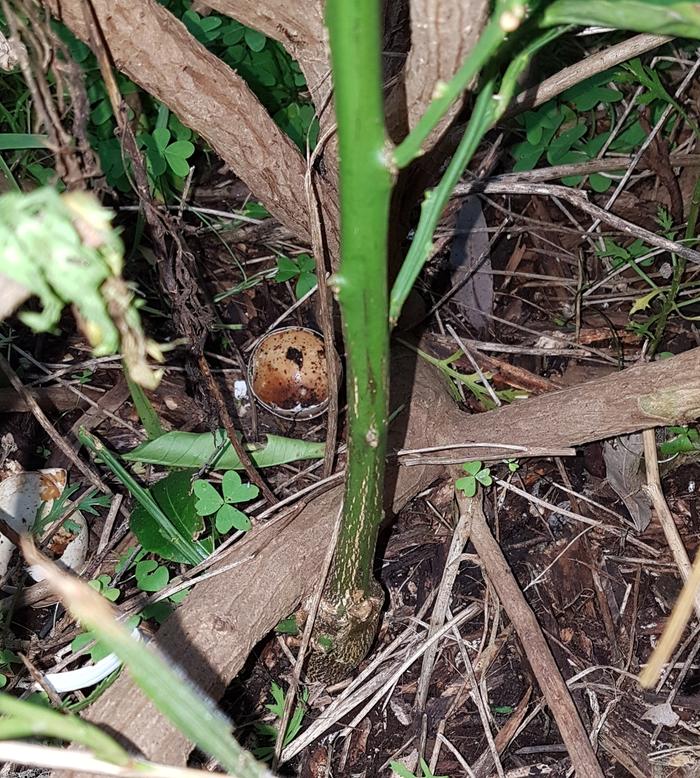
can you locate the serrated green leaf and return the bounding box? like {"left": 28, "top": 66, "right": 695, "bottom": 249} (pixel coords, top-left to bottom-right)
{"left": 123, "top": 431, "right": 324, "bottom": 470}
{"left": 630, "top": 288, "right": 661, "bottom": 314}
{"left": 193, "top": 479, "right": 224, "bottom": 516}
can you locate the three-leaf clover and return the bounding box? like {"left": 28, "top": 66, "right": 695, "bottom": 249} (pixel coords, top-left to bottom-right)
{"left": 193, "top": 471, "right": 259, "bottom": 534}
{"left": 455, "top": 461, "right": 492, "bottom": 497}
{"left": 274, "top": 253, "right": 317, "bottom": 299}
{"left": 135, "top": 560, "right": 170, "bottom": 592}
{"left": 143, "top": 127, "right": 195, "bottom": 178}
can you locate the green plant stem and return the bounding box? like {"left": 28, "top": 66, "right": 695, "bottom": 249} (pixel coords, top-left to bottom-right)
{"left": 392, "top": 1, "right": 529, "bottom": 169}
{"left": 390, "top": 81, "right": 496, "bottom": 325}
{"left": 326, "top": 0, "right": 392, "bottom": 599}
{"left": 389, "top": 24, "right": 566, "bottom": 326}
{"left": 650, "top": 174, "right": 700, "bottom": 354}
{"left": 0, "top": 693, "right": 129, "bottom": 766}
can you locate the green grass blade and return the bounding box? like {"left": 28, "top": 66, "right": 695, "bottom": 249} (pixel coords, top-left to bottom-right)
{"left": 22, "top": 541, "right": 274, "bottom": 778}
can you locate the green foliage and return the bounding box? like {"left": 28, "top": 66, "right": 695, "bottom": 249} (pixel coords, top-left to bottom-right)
{"left": 275, "top": 253, "right": 317, "bottom": 299}
{"left": 253, "top": 682, "right": 307, "bottom": 760}
{"left": 0, "top": 188, "right": 162, "bottom": 387}
{"left": 542, "top": 1, "right": 700, "bottom": 38}
{"left": 0, "top": 650, "right": 21, "bottom": 690}
{"left": 193, "top": 470, "right": 259, "bottom": 533}
{"left": 123, "top": 430, "right": 325, "bottom": 470}
{"left": 34, "top": 483, "right": 109, "bottom": 535}
{"left": 88, "top": 575, "right": 121, "bottom": 603}
{"left": 1, "top": 189, "right": 118, "bottom": 345}
{"left": 659, "top": 425, "right": 700, "bottom": 458}
{"left": 455, "top": 461, "right": 492, "bottom": 497}
{"left": 275, "top": 615, "right": 299, "bottom": 635}
{"left": 135, "top": 559, "right": 170, "bottom": 592}
{"left": 130, "top": 470, "right": 208, "bottom": 563}
{"left": 391, "top": 758, "right": 448, "bottom": 778}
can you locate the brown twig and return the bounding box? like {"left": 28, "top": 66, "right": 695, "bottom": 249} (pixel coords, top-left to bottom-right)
{"left": 642, "top": 428, "right": 700, "bottom": 617}
{"left": 197, "top": 354, "right": 277, "bottom": 505}
{"left": 458, "top": 488, "right": 604, "bottom": 778}
{"left": 0, "top": 353, "right": 109, "bottom": 493}
{"left": 455, "top": 181, "right": 700, "bottom": 266}
{"left": 504, "top": 33, "right": 673, "bottom": 119}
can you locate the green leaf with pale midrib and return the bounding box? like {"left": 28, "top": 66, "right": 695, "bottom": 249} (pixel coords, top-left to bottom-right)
{"left": 123, "top": 431, "right": 324, "bottom": 470}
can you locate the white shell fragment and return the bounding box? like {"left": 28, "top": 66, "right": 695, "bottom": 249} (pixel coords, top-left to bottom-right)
{"left": 0, "top": 469, "right": 87, "bottom": 581}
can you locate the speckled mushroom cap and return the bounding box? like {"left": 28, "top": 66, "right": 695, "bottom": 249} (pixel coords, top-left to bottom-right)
{"left": 247, "top": 327, "right": 335, "bottom": 419}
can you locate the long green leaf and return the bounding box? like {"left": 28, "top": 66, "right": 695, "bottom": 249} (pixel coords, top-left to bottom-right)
{"left": 0, "top": 133, "right": 48, "bottom": 150}
{"left": 541, "top": 0, "right": 700, "bottom": 36}
{"left": 123, "top": 431, "right": 324, "bottom": 470}
{"left": 79, "top": 428, "right": 208, "bottom": 565}
{"left": 0, "top": 694, "right": 129, "bottom": 766}
{"left": 22, "top": 542, "right": 273, "bottom": 778}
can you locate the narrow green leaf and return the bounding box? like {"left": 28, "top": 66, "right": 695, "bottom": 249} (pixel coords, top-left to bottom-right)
{"left": 130, "top": 470, "right": 205, "bottom": 563}
{"left": 542, "top": 0, "right": 700, "bottom": 38}
{"left": 123, "top": 431, "right": 324, "bottom": 470}
{"left": 125, "top": 370, "right": 163, "bottom": 439}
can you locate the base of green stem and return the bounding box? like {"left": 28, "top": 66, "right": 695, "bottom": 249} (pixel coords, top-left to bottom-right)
{"left": 306, "top": 580, "right": 384, "bottom": 684}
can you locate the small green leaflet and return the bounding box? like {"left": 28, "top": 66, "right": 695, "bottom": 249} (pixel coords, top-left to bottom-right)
{"left": 193, "top": 471, "right": 258, "bottom": 533}
{"left": 455, "top": 461, "right": 492, "bottom": 497}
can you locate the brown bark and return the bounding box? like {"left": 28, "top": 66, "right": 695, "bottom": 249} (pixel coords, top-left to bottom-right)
{"left": 44, "top": 0, "right": 340, "bottom": 257}
{"left": 72, "top": 346, "right": 700, "bottom": 769}
{"left": 200, "top": 0, "right": 331, "bottom": 114}
{"left": 404, "top": 0, "right": 489, "bottom": 136}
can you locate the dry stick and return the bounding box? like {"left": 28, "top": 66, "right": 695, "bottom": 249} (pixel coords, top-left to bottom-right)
{"left": 197, "top": 355, "right": 277, "bottom": 505}
{"left": 642, "top": 427, "right": 700, "bottom": 618}
{"left": 272, "top": 503, "right": 343, "bottom": 768}
{"left": 305, "top": 124, "right": 339, "bottom": 479}
{"left": 415, "top": 499, "right": 473, "bottom": 713}
{"left": 0, "top": 353, "right": 109, "bottom": 494}
{"left": 504, "top": 33, "right": 673, "bottom": 119}
{"left": 459, "top": 491, "right": 604, "bottom": 778}
{"left": 454, "top": 181, "right": 700, "bottom": 266}
{"left": 641, "top": 546, "right": 700, "bottom": 688}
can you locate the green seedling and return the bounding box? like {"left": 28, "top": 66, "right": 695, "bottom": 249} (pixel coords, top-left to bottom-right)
{"left": 135, "top": 559, "right": 170, "bottom": 592}
{"left": 274, "top": 253, "right": 317, "bottom": 299}
{"left": 275, "top": 615, "right": 299, "bottom": 635}
{"left": 659, "top": 426, "right": 700, "bottom": 458}
{"left": 193, "top": 471, "right": 259, "bottom": 533}
{"left": 391, "top": 758, "right": 448, "bottom": 778}
{"left": 88, "top": 575, "right": 121, "bottom": 603}
{"left": 0, "top": 650, "right": 21, "bottom": 690}
{"left": 456, "top": 461, "right": 492, "bottom": 497}
{"left": 34, "top": 484, "right": 110, "bottom": 536}
{"left": 253, "top": 681, "right": 307, "bottom": 761}
{"left": 503, "top": 458, "right": 520, "bottom": 473}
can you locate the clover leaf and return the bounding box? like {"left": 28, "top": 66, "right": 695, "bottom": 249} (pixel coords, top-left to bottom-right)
{"left": 455, "top": 460, "right": 492, "bottom": 497}
{"left": 193, "top": 471, "right": 259, "bottom": 534}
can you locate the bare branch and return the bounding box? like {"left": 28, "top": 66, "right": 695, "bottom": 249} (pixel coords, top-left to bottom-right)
{"left": 43, "top": 0, "right": 339, "bottom": 253}
{"left": 404, "top": 0, "right": 489, "bottom": 139}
